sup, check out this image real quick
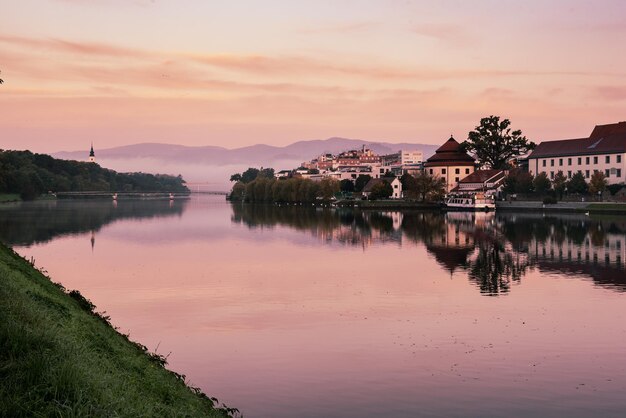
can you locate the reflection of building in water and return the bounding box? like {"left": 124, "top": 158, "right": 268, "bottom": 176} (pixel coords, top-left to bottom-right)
{"left": 315, "top": 211, "right": 404, "bottom": 249}
{"left": 424, "top": 211, "right": 530, "bottom": 294}
{"left": 423, "top": 212, "right": 482, "bottom": 274}
{"left": 527, "top": 222, "right": 626, "bottom": 289}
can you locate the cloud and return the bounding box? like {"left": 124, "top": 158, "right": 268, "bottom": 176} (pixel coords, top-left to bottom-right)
{"left": 412, "top": 23, "right": 475, "bottom": 47}
{"left": 0, "top": 34, "right": 145, "bottom": 58}
{"left": 593, "top": 86, "right": 626, "bottom": 101}
{"left": 296, "top": 21, "right": 378, "bottom": 35}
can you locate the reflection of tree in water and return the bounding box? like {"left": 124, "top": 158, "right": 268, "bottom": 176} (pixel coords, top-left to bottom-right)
{"left": 230, "top": 203, "right": 626, "bottom": 294}
{"left": 466, "top": 239, "right": 527, "bottom": 296}
{"left": 230, "top": 204, "right": 404, "bottom": 246}
{"left": 0, "top": 199, "right": 187, "bottom": 246}
{"left": 401, "top": 211, "right": 447, "bottom": 244}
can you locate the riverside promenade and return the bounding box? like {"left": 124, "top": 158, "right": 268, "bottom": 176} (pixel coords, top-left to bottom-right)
{"left": 497, "top": 201, "right": 626, "bottom": 215}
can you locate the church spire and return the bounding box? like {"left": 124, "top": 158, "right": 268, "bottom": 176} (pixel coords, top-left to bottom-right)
{"left": 89, "top": 143, "right": 96, "bottom": 163}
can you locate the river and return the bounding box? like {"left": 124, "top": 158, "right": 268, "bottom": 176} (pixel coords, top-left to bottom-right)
{"left": 2, "top": 195, "right": 625, "bottom": 417}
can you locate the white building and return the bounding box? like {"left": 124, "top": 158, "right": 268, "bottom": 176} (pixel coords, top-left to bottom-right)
{"left": 361, "top": 177, "right": 403, "bottom": 199}
{"left": 528, "top": 122, "right": 626, "bottom": 185}
{"left": 399, "top": 150, "right": 423, "bottom": 165}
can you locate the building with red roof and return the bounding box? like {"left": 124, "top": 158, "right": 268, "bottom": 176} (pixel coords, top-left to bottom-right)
{"left": 424, "top": 136, "right": 476, "bottom": 192}
{"left": 528, "top": 122, "right": 626, "bottom": 184}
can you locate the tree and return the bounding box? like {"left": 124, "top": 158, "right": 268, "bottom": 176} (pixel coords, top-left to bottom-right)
{"left": 589, "top": 171, "right": 608, "bottom": 195}
{"left": 258, "top": 167, "right": 275, "bottom": 179}
{"left": 354, "top": 174, "right": 372, "bottom": 192}
{"left": 553, "top": 171, "right": 567, "bottom": 199}
{"left": 339, "top": 179, "right": 355, "bottom": 193}
{"left": 318, "top": 177, "right": 339, "bottom": 200}
{"left": 229, "top": 181, "right": 246, "bottom": 200}
{"left": 533, "top": 172, "right": 551, "bottom": 195}
{"left": 503, "top": 169, "right": 534, "bottom": 195}
{"left": 412, "top": 171, "right": 446, "bottom": 202}
{"left": 230, "top": 173, "right": 242, "bottom": 182}
{"left": 369, "top": 181, "right": 393, "bottom": 200}
{"left": 462, "top": 115, "right": 535, "bottom": 169}
{"left": 567, "top": 172, "right": 588, "bottom": 195}
{"left": 400, "top": 173, "right": 418, "bottom": 199}
{"left": 240, "top": 168, "right": 260, "bottom": 183}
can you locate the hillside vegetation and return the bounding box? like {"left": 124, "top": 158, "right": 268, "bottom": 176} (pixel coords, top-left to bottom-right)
{"left": 0, "top": 243, "right": 237, "bottom": 417}
{"left": 0, "top": 150, "right": 188, "bottom": 200}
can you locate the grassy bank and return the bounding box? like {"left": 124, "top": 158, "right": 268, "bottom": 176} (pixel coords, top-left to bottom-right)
{"left": 0, "top": 193, "right": 20, "bottom": 203}
{"left": 0, "top": 243, "right": 237, "bottom": 417}
{"left": 586, "top": 203, "right": 626, "bottom": 214}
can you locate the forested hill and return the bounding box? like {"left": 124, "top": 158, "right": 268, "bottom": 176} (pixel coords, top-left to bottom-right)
{"left": 0, "top": 150, "right": 189, "bottom": 200}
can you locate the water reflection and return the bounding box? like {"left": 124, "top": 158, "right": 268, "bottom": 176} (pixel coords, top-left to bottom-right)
{"left": 0, "top": 199, "right": 187, "bottom": 247}
{"left": 231, "top": 204, "right": 626, "bottom": 294}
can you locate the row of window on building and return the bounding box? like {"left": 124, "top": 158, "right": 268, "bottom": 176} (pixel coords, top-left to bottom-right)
{"left": 428, "top": 167, "right": 471, "bottom": 176}
{"left": 548, "top": 168, "right": 622, "bottom": 179}
{"left": 542, "top": 154, "right": 622, "bottom": 167}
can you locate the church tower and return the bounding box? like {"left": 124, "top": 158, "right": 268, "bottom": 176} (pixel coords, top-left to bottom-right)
{"left": 89, "top": 143, "right": 96, "bottom": 163}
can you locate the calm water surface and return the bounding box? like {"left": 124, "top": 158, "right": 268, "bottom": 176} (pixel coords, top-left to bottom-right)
{"left": 2, "top": 195, "right": 626, "bottom": 417}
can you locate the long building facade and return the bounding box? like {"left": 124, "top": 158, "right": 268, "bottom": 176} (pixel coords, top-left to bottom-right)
{"left": 528, "top": 122, "right": 626, "bottom": 185}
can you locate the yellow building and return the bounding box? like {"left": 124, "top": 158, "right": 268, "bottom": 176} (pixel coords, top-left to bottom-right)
{"left": 424, "top": 136, "right": 476, "bottom": 192}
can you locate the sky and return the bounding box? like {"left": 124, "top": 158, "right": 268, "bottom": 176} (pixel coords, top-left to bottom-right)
{"left": 1, "top": 0, "right": 626, "bottom": 153}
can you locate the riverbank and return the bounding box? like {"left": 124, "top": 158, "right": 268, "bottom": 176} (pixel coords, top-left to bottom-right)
{"left": 0, "top": 243, "right": 236, "bottom": 417}
{"left": 336, "top": 199, "right": 441, "bottom": 210}
{"left": 496, "top": 201, "right": 626, "bottom": 215}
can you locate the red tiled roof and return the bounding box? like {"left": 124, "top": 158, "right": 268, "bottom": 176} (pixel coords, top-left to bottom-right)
{"left": 590, "top": 121, "right": 626, "bottom": 139}
{"left": 458, "top": 169, "right": 505, "bottom": 184}
{"left": 529, "top": 122, "right": 626, "bottom": 158}
{"left": 424, "top": 136, "right": 476, "bottom": 167}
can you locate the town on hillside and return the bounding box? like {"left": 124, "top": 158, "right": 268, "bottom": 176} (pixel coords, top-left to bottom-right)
{"left": 230, "top": 119, "right": 626, "bottom": 208}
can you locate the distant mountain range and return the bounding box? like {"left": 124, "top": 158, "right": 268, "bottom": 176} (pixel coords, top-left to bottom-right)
{"left": 54, "top": 137, "right": 438, "bottom": 166}
{"left": 53, "top": 138, "right": 439, "bottom": 190}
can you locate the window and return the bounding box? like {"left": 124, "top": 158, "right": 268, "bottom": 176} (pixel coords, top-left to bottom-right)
{"left": 543, "top": 160, "right": 546, "bottom": 167}
{"left": 586, "top": 157, "right": 590, "bottom": 164}
{"left": 606, "top": 155, "right": 611, "bottom": 164}
{"left": 429, "top": 169, "right": 433, "bottom": 175}
{"left": 568, "top": 171, "right": 572, "bottom": 178}
{"left": 551, "top": 159, "right": 554, "bottom": 166}
{"left": 593, "top": 156, "right": 598, "bottom": 164}
{"left": 568, "top": 158, "right": 572, "bottom": 166}
{"left": 586, "top": 170, "right": 590, "bottom": 178}
{"left": 605, "top": 169, "right": 610, "bottom": 177}
{"left": 618, "top": 169, "right": 622, "bottom": 178}
{"left": 455, "top": 177, "right": 459, "bottom": 182}
{"left": 559, "top": 158, "right": 563, "bottom": 166}
{"left": 465, "top": 168, "right": 470, "bottom": 174}
{"left": 618, "top": 155, "right": 622, "bottom": 163}
{"left": 455, "top": 168, "right": 460, "bottom": 174}
{"left": 442, "top": 168, "right": 446, "bottom": 174}
{"left": 578, "top": 157, "right": 582, "bottom": 165}
{"left": 550, "top": 171, "right": 554, "bottom": 179}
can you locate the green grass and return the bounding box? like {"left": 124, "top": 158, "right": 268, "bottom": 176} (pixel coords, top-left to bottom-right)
{"left": 587, "top": 203, "right": 626, "bottom": 212}
{"left": 0, "top": 194, "right": 20, "bottom": 203}
{"left": 0, "top": 243, "right": 239, "bottom": 417}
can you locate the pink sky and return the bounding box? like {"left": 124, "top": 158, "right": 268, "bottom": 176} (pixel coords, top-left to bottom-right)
{"left": 1, "top": 0, "right": 625, "bottom": 153}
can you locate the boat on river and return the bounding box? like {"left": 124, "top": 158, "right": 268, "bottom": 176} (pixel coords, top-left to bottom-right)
{"left": 445, "top": 191, "right": 495, "bottom": 211}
